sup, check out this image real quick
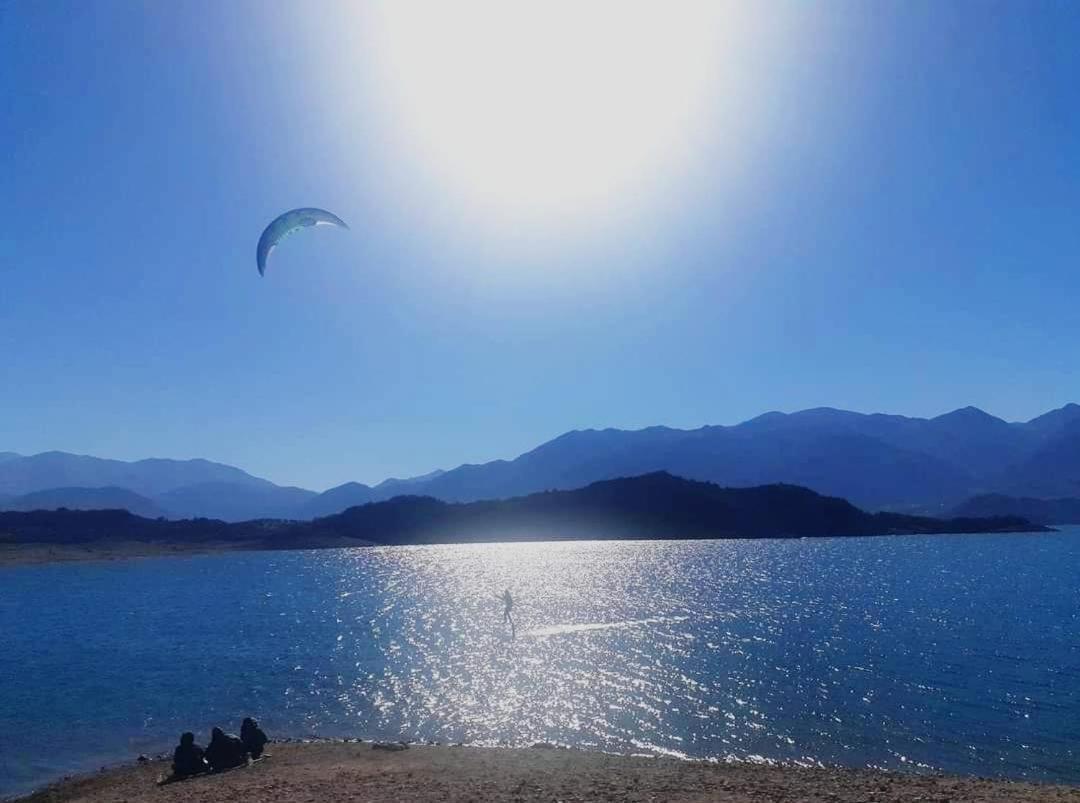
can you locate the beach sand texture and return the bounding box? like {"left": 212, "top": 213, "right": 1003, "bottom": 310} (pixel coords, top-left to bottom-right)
{"left": 18, "top": 743, "right": 1080, "bottom": 803}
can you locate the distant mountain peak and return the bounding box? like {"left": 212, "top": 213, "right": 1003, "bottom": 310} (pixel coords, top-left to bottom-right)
{"left": 2, "top": 486, "right": 168, "bottom": 519}
{"left": 0, "top": 451, "right": 302, "bottom": 518}
{"left": 742, "top": 411, "right": 788, "bottom": 425}
{"left": 799, "top": 406, "right": 849, "bottom": 416}
{"left": 933, "top": 405, "right": 1000, "bottom": 422}
{"left": 1024, "top": 402, "right": 1080, "bottom": 424}
{"left": 329, "top": 481, "right": 373, "bottom": 492}
{"left": 743, "top": 407, "right": 865, "bottom": 426}
{"left": 374, "top": 468, "right": 446, "bottom": 490}
{"left": 925, "top": 408, "right": 1015, "bottom": 439}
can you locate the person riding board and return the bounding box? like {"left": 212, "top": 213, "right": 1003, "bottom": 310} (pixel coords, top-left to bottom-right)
{"left": 501, "top": 588, "right": 516, "bottom": 638}
{"left": 502, "top": 588, "right": 513, "bottom": 625}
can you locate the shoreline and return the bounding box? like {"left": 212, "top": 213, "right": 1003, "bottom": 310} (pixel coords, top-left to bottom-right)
{"left": 0, "top": 539, "right": 376, "bottom": 567}
{"left": 14, "top": 742, "right": 1080, "bottom": 803}
{"left": 0, "top": 525, "right": 1061, "bottom": 568}
{"left": 0, "top": 475, "right": 1052, "bottom": 569}
{"left": 0, "top": 541, "right": 262, "bottom": 567}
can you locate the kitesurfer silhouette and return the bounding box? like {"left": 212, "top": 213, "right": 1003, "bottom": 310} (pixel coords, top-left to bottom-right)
{"left": 501, "top": 588, "right": 515, "bottom": 637}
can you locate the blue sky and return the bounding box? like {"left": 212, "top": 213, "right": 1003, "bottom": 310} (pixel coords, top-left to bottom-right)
{"left": 3, "top": 2, "right": 1079, "bottom": 490}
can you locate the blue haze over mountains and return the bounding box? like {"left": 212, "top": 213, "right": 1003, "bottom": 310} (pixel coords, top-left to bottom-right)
{"left": 3, "top": 404, "right": 1080, "bottom": 521}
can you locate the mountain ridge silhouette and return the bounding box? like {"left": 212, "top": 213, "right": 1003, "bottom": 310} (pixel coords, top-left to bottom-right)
{"left": 5, "top": 403, "right": 1080, "bottom": 519}
{"left": 0, "top": 472, "right": 1046, "bottom": 553}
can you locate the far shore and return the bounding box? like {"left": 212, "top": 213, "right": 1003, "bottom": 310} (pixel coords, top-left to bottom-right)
{"left": 15, "top": 742, "right": 1080, "bottom": 803}
{"left": 0, "top": 539, "right": 374, "bottom": 567}
{"left": 0, "top": 524, "right": 1060, "bottom": 568}
{"left": 0, "top": 541, "right": 269, "bottom": 567}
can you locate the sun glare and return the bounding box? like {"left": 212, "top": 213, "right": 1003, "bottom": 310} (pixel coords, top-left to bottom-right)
{"left": 361, "top": 2, "right": 745, "bottom": 224}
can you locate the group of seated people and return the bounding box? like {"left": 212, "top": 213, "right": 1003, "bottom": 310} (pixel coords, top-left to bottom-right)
{"left": 172, "top": 717, "right": 268, "bottom": 778}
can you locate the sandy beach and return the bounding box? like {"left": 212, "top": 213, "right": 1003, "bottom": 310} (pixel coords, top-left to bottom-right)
{"left": 17, "top": 742, "right": 1080, "bottom": 803}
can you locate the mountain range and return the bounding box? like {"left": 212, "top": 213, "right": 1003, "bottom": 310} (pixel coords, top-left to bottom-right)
{"left": 4, "top": 403, "right": 1080, "bottom": 520}
{"left": 0, "top": 486, "right": 168, "bottom": 519}
{"left": 951, "top": 494, "right": 1080, "bottom": 525}
{"left": 0, "top": 451, "right": 316, "bottom": 520}
{"left": 0, "top": 473, "right": 1044, "bottom": 552}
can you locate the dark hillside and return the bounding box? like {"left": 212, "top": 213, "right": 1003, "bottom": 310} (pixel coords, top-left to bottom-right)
{"left": 0, "top": 473, "right": 1046, "bottom": 553}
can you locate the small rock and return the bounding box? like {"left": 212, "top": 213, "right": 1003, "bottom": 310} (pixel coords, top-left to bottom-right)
{"left": 137, "top": 755, "right": 149, "bottom": 763}
{"left": 372, "top": 741, "right": 409, "bottom": 751}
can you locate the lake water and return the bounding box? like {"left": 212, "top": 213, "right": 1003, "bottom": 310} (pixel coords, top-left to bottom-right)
{"left": 2, "top": 531, "right": 1079, "bottom": 797}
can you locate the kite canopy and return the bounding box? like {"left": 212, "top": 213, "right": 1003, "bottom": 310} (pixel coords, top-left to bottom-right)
{"left": 256, "top": 207, "right": 349, "bottom": 276}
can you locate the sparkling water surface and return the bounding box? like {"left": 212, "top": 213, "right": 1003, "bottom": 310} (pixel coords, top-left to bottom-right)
{"left": 2, "top": 531, "right": 1079, "bottom": 797}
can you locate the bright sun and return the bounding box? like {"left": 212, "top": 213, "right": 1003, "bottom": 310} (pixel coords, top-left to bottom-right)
{"left": 361, "top": 2, "right": 746, "bottom": 223}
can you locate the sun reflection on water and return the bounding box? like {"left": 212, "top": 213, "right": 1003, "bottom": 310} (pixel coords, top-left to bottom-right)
{"left": 5, "top": 533, "right": 1078, "bottom": 798}
{"left": 321, "top": 540, "right": 726, "bottom": 752}
{"left": 295, "top": 538, "right": 837, "bottom": 761}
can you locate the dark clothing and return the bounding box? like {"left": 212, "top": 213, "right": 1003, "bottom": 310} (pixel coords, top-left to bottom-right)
{"left": 205, "top": 730, "right": 246, "bottom": 771}
{"left": 172, "top": 742, "right": 207, "bottom": 778}
{"left": 502, "top": 591, "right": 513, "bottom": 623}
{"left": 241, "top": 719, "right": 268, "bottom": 759}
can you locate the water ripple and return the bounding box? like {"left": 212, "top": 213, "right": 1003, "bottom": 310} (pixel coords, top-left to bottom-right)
{"left": 2, "top": 532, "right": 1080, "bottom": 797}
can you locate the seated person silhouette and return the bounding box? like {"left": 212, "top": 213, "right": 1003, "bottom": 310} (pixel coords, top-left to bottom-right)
{"left": 171, "top": 732, "right": 208, "bottom": 778}
{"left": 240, "top": 717, "right": 268, "bottom": 759}
{"left": 204, "top": 726, "right": 247, "bottom": 771}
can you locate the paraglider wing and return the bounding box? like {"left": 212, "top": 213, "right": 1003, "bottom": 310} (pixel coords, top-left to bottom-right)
{"left": 256, "top": 207, "right": 349, "bottom": 276}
